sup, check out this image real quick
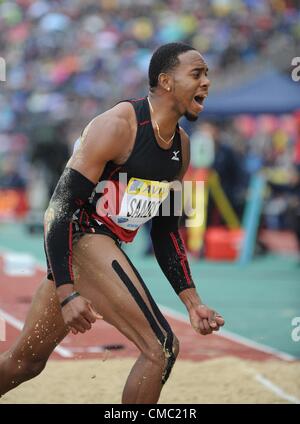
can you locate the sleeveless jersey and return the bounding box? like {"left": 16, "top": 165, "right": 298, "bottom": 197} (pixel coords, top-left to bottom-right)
{"left": 73, "top": 97, "right": 183, "bottom": 242}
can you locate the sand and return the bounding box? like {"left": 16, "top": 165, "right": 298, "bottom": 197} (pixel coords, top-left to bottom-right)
{"left": 1, "top": 357, "right": 300, "bottom": 404}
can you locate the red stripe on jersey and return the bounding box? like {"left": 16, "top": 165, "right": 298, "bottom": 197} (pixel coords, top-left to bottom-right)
{"left": 108, "top": 166, "right": 122, "bottom": 182}
{"left": 130, "top": 97, "right": 146, "bottom": 103}
{"left": 91, "top": 213, "right": 138, "bottom": 243}
{"left": 139, "top": 120, "right": 150, "bottom": 126}
{"left": 79, "top": 210, "right": 84, "bottom": 224}
{"left": 170, "top": 232, "right": 191, "bottom": 285}
{"left": 68, "top": 222, "right": 74, "bottom": 281}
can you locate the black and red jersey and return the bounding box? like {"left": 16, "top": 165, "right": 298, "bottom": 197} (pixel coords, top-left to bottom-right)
{"left": 73, "top": 97, "right": 183, "bottom": 242}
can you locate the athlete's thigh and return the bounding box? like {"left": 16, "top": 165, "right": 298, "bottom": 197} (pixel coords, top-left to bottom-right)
{"left": 73, "top": 234, "right": 171, "bottom": 353}
{"left": 9, "top": 278, "right": 69, "bottom": 361}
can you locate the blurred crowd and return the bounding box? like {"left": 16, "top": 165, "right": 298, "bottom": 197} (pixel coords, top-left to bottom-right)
{"left": 0, "top": 0, "right": 300, "bottom": 254}
{"left": 189, "top": 114, "right": 300, "bottom": 230}
{"left": 1, "top": 0, "right": 299, "bottom": 131}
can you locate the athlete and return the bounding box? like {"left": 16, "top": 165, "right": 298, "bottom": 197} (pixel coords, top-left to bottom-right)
{"left": 0, "top": 43, "right": 224, "bottom": 404}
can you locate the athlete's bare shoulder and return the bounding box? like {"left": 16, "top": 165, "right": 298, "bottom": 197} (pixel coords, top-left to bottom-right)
{"left": 106, "top": 101, "right": 137, "bottom": 127}
{"left": 100, "top": 101, "right": 137, "bottom": 163}
{"left": 67, "top": 101, "right": 137, "bottom": 183}
{"left": 83, "top": 101, "right": 136, "bottom": 153}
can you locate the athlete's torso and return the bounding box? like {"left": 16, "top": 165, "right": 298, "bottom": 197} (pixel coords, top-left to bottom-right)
{"left": 74, "top": 97, "right": 183, "bottom": 242}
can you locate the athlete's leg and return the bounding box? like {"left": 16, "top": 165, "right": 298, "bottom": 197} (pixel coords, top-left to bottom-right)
{"left": 0, "top": 233, "right": 179, "bottom": 403}
{"left": 73, "top": 234, "right": 179, "bottom": 404}
{"left": 0, "top": 279, "right": 68, "bottom": 396}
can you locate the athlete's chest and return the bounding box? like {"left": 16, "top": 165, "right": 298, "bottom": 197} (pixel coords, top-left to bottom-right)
{"left": 123, "top": 140, "right": 182, "bottom": 182}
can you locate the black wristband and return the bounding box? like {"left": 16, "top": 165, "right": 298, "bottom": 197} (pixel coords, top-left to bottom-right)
{"left": 60, "top": 291, "right": 80, "bottom": 308}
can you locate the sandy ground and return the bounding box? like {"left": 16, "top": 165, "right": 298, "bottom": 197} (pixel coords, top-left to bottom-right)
{"left": 1, "top": 357, "right": 300, "bottom": 404}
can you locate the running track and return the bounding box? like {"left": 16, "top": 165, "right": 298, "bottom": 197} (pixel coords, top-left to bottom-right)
{"left": 0, "top": 254, "right": 293, "bottom": 362}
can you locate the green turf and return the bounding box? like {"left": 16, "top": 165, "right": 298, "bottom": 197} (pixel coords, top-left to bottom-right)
{"left": 1, "top": 222, "right": 299, "bottom": 358}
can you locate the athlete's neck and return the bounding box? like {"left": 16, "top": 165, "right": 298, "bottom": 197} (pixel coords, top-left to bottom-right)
{"left": 147, "top": 92, "right": 180, "bottom": 139}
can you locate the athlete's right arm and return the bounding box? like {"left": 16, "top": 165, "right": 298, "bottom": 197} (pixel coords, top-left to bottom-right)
{"left": 44, "top": 104, "right": 135, "bottom": 334}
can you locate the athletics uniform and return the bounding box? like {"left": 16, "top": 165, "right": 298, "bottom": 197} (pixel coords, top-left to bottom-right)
{"left": 73, "top": 97, "right": 182, "bottom": 242}
{"left": 45, "top": 97, "right": 194, "bottom": 293}
{"left": 43, "top": 96, "right": 196, "bottom": 385}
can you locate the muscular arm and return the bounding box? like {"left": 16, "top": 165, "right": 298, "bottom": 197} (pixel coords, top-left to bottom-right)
{"left": 44, "top": 103, "right": 135, "bottom": 294}
{"left": 151, "top": 128, "right": 224, "bottom": 334}
{"left": 150, "top": 127, "right": 197, "bottom": 296}
{"left": 150, "top": 190, "right": 196, "bottom": 295}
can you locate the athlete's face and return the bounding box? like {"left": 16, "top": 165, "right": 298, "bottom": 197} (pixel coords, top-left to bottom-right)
{"left": 171, "top": 51, "right": 210, "bottom": 121}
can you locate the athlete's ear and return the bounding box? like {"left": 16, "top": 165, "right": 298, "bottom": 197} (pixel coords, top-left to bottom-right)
{"left": 158, "top": 72, "right": 173, "bottom": 93}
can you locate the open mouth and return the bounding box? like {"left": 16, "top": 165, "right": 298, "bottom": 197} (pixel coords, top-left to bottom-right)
{"left": 192, "top": 94, "right": 207, "bottom": 112}
{"left": 194, "top": 95, "right": 207, "bottom": 105}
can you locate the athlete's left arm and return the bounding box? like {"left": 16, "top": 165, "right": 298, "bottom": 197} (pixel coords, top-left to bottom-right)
{"left": 151, "top": 127, "right": 224, "bottom": 335}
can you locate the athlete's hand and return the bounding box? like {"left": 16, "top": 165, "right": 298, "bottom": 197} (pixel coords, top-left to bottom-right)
{"left": 188, "top": 303, "right": 225, "bottom": 335}
{"left": 179, "top": 288, "right": 224, "bottom": 335}
{"left": 57, "top": 285, "right": 102, "bottom": 334}
{"left": 61, "top": 295, "right": 103, "bottom": 335}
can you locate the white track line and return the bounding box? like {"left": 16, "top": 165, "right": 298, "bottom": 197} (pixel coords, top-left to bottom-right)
{"left": 0, "top": 248, "right": 73, "bottom": 358}
{"left": 159, "top": 304, "right": 297, "bottom": 362}
{"left": 0, "top": 247, "right": 45, "bottom": 272}
{"left": 0, "top": 308, "right": 73, "bottom": 358}
{"left": 218, "top": 329, "right": 296, "bottom": 362}
{"left": 255, "top": 373, "right": 300, "bottom": 404}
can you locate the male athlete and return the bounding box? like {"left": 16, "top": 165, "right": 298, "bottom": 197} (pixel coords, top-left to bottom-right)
{"left": 0, "top": 43, "right": 224, "bottom": 404}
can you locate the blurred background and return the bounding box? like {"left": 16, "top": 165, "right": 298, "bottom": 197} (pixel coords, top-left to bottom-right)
{"left": 1, "top": 0, "right": 300, "bottom": 365}
{"left": 1, "top": 0, "right": 300, "bottom": 262}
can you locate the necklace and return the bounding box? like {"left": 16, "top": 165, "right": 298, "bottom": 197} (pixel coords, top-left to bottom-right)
{"left": 147, "top": 97, "right": 176, "bottom": 145}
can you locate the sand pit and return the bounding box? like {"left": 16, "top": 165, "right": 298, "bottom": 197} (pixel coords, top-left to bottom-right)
{"left": 1, "top": 357, "right": 299, "bottom": 404}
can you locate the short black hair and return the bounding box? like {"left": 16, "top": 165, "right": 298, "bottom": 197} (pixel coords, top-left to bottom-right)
{"left": 148, "top": 42, "right": 197, "bottom": 89}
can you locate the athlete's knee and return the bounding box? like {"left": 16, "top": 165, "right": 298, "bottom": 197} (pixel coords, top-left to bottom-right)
{"left": 6, "top": 352, "right": 47, "bottom": 380}
{"left": 22, "top": 358, "right": 47, "bottom": 379}
{"left": 172, "top": 334, "right": 180, "bottom": 359}
{"left": 0, "top": 351, "right": 47, "bottom": 396}
{"left": 143, "top": 331, "right": 179, "bottom": 384}
{"left": 161, "top": 332, "right": 179, "bottom": 385}
{"left": 142, "top": 340, "right": 166, "bottom": 366}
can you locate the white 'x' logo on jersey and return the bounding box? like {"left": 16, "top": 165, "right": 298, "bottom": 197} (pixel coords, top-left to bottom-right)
{"left": 171, "top": 150, "right": 180, "bottom": 161}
